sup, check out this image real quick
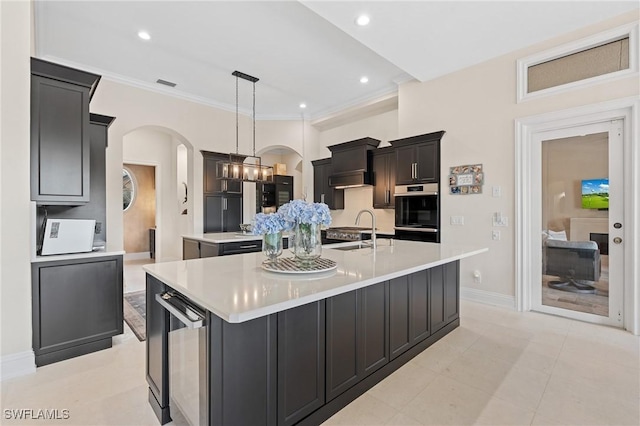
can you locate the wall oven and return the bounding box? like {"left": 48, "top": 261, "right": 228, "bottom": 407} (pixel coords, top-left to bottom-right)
{"left": 155, "top": 292, "right": 208, "bottom": 426}
{"left": 394, "top": 183, "right": 440, "bottom": 242}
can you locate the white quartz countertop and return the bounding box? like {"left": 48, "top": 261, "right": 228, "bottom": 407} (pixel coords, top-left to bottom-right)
{"left": 183, "top": 232, "right": 290, "bottom": 243}
{"left": 143, "top": 240, "right": 487, "bottom": 323}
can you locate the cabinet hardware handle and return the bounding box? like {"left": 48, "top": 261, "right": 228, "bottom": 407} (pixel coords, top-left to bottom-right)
{"left": 240, "top": 245, "right": 258, "bottom": 249}
{"left": 321, "top": 194, "right": 325, "bottom": 203}
{"left": 415, "top": 163, "right": 419, "bottom": 179}
{"left": 223, "top": 198, "right": 227, "bottom": 210}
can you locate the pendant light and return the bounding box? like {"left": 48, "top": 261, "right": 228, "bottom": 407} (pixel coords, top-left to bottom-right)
{"left": 217, "top": 71, "right": 273, "bottom": 183}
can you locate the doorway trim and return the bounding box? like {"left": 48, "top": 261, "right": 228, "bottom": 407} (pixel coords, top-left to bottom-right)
{"left": 515, "top": 96, "right": 640, "bottom": 334}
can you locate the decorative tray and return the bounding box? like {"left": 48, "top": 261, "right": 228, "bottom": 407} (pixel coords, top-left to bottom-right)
{"left": 261, "top": 257, "right": 337, "bottom": 274}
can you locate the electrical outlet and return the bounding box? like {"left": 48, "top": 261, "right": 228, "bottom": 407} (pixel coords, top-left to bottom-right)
{"left": 492, "top": 186, "right": 501, "bottom": 197}
{"left": 450, "top": 215, "right": 464, "bottom": 225}
{"left": 492, "top": 230, "right": 500, "bottom": 240}
{"left": 473, "top": 270, "right": 482, "bottom": 283}
{"left": 95, "top": 222, "right": 102, "bottom": 234}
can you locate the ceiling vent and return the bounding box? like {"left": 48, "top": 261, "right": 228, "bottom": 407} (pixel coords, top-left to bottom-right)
{"left": 156, "top": 79, "right": 176, "bottom": 87}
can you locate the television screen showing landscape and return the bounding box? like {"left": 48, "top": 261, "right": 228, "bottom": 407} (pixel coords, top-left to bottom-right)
{"left": 581, "top": 178, "right": 609, "bottom": 209}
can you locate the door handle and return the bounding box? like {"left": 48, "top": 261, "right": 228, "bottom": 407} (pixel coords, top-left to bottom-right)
{"left": 321, "top": 193, "right": 325, "bottom": 203}
{"left": 223, "top": 198, "right": 227, "bottom": 210}
{"left": 613, "top": 237, "right": 622, "bottom": 244}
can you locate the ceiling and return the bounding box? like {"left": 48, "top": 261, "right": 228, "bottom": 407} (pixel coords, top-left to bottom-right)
{"left": 34, "top": 1, "right": 638, "bottom": 121}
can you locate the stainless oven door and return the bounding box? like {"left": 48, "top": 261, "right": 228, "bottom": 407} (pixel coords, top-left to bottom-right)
{"left": 395, "top": 194, "right": 439, "bottom": 229}
{"left": 156, "top": 293, "right": 208, "bottom": 426}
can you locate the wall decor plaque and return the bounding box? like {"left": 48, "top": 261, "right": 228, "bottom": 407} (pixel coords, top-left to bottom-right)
{"left": 449, "top": 164, "right": 483, "bottom": 195}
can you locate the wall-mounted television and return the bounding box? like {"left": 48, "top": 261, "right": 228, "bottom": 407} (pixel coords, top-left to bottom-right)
{"left": 581, "top": 178, "right": 609, "bottom": 209}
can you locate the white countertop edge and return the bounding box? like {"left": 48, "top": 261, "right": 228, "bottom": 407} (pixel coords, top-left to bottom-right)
{"left": 32, "top": 250, "right": 126, "bottom": 263}
{"left": 183, "top": 233, "right": 290, "bottom": 243}
{"left": 145, "top": 246, "right": 488, "bottom": 323}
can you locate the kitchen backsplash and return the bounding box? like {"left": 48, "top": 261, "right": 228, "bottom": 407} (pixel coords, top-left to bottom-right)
{"left": 327, "top": 186, "right": 395, "bottom": 233}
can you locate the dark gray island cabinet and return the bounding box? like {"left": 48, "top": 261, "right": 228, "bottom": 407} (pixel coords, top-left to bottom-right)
{"left": 144, "top": 241, "right": 481, "bottom": 426}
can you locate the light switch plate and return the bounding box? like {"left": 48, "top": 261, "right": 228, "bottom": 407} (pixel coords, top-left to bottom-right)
{"left": 492, "top": 186, "right": 501, "bottom": 197}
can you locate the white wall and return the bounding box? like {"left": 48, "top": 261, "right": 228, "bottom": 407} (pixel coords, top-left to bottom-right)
{"left": 314, "top": 109, "right": 399, "bottom": 232}
{"left": 0, "top": 0, "right": 35, "bottom": 375}
{"left": 397, "top": 10, "right": 639, "bottom": 298}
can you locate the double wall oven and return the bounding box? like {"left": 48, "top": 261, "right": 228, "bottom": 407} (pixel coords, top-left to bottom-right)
{"left": 394, "top": 183, "right": 440, "bottom": 242}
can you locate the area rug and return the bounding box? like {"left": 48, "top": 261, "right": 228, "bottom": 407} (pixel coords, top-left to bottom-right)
{"left": 124, "top": 290, "right": 146, "bottom": 342}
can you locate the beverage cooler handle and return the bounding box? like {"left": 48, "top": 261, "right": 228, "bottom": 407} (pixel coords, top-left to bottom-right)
{"left": 156, "top": 293, "right": 205, "bottom": 329}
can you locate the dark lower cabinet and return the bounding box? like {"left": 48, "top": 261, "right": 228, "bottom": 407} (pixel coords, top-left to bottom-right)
{"left": 204, "top": 194, "right": 242, "bottom": 233}
{"left": 429, "top": 262, "right": 460, "bottom": 333}
{"left": 278, "top": 301, "right": 325, "bottom": 426}
{"left": 389, "top": 276, "right": 411, "bottom": 360}
{"left": 32, "top": 255, "right": 123, "bottom": 367}
{"left": 410, "top": 269, "right": 430, "bottom": 346}
{"left": 358, "top": 282, "right": 389, "bottom": 378}
{"left": 444, "top": 261, "right": 460, "bottom": 324}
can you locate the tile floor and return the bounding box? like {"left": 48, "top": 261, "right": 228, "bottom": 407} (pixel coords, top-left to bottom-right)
{"left": 1, "top": 300, "right": 638, "bottom": 425}
{"left": 123, "top": 258, "right": 154, "bottom": 294}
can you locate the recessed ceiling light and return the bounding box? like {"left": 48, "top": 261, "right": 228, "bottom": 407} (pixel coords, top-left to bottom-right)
{"left": 360, "top": 76, "right": 369, "bottom": 84}
{"left": 138, "top": 31, "right": 151, "bottom": 40}
{"left": 355, "top": 15, "right": 370, "bottom": 26}
{"left": 299, "top": 103, "right": 307, "bottom": 109}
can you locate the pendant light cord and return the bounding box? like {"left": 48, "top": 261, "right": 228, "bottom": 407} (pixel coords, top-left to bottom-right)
{"left": 252, "top": 80, "right": 256, "bottom": 157}
{"left": 235, "top": 74, "right": 239, "bottom": 155}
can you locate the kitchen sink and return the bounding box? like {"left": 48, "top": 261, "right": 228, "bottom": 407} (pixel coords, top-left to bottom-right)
{"left": 329, "top": 243, "right": 371, "bottom": 252}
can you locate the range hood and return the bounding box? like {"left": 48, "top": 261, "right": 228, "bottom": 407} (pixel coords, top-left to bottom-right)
{"left": 328, "top": 137, "right": 380, "bottom": 189}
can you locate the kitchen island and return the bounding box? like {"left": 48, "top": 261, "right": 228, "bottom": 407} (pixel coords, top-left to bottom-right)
{"left": 144, "top": 240, "right": 487, "bottom": 425}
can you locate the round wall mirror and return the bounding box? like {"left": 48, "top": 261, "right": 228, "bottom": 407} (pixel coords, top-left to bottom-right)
{"left": 123, "top": 168, "right": 135, "bottom": 211}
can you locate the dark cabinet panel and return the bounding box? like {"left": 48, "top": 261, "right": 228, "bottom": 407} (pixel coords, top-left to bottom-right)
{"left": 210, "top": 314, "right": 277, "bottom": 426}
{"left": 200, "top": 241, "right": 218, "bottom": 258}
{"left": 430, "top": 265, "right": 447, "bottom": 333}
{"left": 410, "top": 269, "right": 430, "bottom": 345}
{"left": 30, "top": 59, "right": 100, "bottom": 206}
{"left": 146, "top": 274, "right": 170, "bottom": 423}
{"left": 395, "top": 146, "right": 416, "bottom": 185}
{"left": 32, "top": 256, "right": 123, "bottom": 366}
{"left": 326, "top": 291, "right": 359, "bottom": 401}
{"left": 204, "top": 194, "right": 242, "bottom": 233}
{"left": 416, "top": 141, "right": 438, "bottom": 182}
{"left": 358, "top": 281, "right": 389, "bottom": 377}
{"left": 373, "top": 149, "right": 396, "bottom": 209}
{"left": 312, "top": 158, "right": 344, "bottom": 210}
{"left": 31, "top": 76, "right": 90, "bottom": 204}
{"left": 444, "top": 261, "right": 460, "bottom": 323}
{"left": 391, "top": 131, "right": 444, "bottom": 185}
{"left": 389, "top": 276, "right": 411, "bottom": 360}
{"left": 278, "top": 301, "right": 325, "bottom": 426}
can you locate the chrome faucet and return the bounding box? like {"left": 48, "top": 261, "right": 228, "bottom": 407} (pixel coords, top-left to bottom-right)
{"left": 355, "top": 209, "right": 376, "bottom": 250}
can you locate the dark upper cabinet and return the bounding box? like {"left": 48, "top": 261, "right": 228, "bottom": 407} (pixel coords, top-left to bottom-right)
{"left": 202, "top": 151, "right": 244, "bottom": 234}
{"left": 390, "top": 131, "right": 444, "bottom": 185}
{"left": 30, "top": 59, "right": 100, "bottom": 205}
{"left": 312, "top": 158, "right": 344, "bottom": 210}
{"left": 372, "top": 148, "right": 396, "bottom": 209}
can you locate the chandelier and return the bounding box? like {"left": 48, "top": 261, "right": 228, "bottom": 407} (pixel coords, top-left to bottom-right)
{"left": 217, "top": 71, "right": 273, "bottom": 182}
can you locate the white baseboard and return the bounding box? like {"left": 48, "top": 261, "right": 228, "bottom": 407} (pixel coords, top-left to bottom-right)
{"left": 0, "top": 350, "right": 36, "bottom": 381}
{"left": 124, "top": 251, "right": 151, "bottom": 261}
{"left": 461, "top": 287, "right": 516, "bottom": 309}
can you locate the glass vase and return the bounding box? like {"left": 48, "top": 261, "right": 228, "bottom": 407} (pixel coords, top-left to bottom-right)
{"left": 262, "top": 231, "right": 283, "bottom": 263}
{"left": 293, "top": 222, "right": 322, "bottom": 264}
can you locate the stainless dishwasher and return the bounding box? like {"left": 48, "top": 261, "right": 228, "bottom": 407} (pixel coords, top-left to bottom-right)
{"left": 155, "top": 292, "right": 208, "bottom": 426}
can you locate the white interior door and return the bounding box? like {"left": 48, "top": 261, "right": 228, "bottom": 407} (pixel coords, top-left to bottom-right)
{"left": 531, "top": 120, "right": 624, "bottom": 327}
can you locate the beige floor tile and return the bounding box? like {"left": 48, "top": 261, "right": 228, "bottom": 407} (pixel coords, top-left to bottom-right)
{"left": 551, "top": 355, "right": 640, "bottom": 404}
{"left": 384, "top": 412, "right": 422, "bottom": 425}
{"left": 401, "top": 375, "right": 494, "bottom": 425}
{"left": 560, "top": 333, "right": 640, "bottom": 370}
{"left": 536, "top": 374, "right": 640, "bottom": 425}
{"left": 367, "top": 361, "right": 438, "bottom": 409}
{"left": 407, "top": 340, "right": 464, "bottom": 373}
{"left": 440, "top": 326, "right": 482, "bottom": 352}
{"left": 442, "top": 348, "right": 550, "bottom": 412}
{"left": 322, "top": 393, "right": 398, "bottom": 425}
{"left": 474, "top": 396, "right": 536, "bottom": 426}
